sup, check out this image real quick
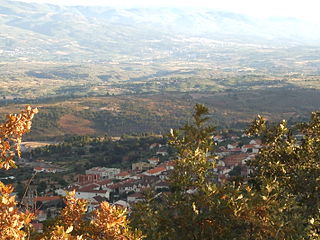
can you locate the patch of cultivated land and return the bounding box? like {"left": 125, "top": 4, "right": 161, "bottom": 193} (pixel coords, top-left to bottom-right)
{"left": 58, "top": 114, "right": 96, "bottom": 135}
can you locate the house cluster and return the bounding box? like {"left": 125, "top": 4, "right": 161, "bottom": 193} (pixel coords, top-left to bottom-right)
{"left": 30, "top": 133, "right": 310, "bottom": 232}
{"left": 31, "top": 160, "right": 65, "bottom": 174}
{"left": 25, "top": 195, "right": 65, "bottom": 233}
{"left": 53, "top": 138, "right": 264, "bottom": 209}
{"left": 51, "top": 143, "right": 170, "bottom": 210}
{"left": 2, "top": 47, "right": 41, "bottom": 58}
{"left": 55, "top": 159, "right": 173, "bottom": 212}
{"left": 48, "top": 138, "right": 264, "bottom": 209}
{"left": 215, "top": 137, "right": 263, "bottom": 183}
{"left": 31, "top": 138, "right": 263, "bottom": 232}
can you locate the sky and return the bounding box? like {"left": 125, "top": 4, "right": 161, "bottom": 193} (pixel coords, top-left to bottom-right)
{"left": 18, "top": 0, "right": 320, "bottom": 23}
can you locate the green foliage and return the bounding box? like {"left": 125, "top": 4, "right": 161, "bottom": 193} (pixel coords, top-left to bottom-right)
{"left": 37, "top": 181, "right": 47, "bottom": 194}
{"left": 131, "top": 104, "right": 313, "bottom": 239}
{"left": 247, "top": 112, "right": 320, "bottom": 238}
{"left": 29, "top": 135, "right": 167, "bottom": 173}
{"left": 168, "top": 104, "right": 217, "bottom": 191}
{"left": 3, "top": 104, "right": 320, "bottom": 239}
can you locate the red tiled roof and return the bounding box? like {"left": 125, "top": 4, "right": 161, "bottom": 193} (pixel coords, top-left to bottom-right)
{"left": 34, "top": 196, "right": 61, "bottom": 202}
{"left": 116, "top": 171, "right": 130, "bottom": 177}
{"left": 165, "top": 161, "right": 175, "bottom": 166}
{"left": 223, "top": 153, "right": 249, "bottom": 166}
{"left": 214, "top": 135, "right": 223, "bottom": 139}
{"left": 146, "top": 166, "right": 166, "bottom": 175}
{"left": 93, "top": 196, "right": 108, "bottom": 203}
{"left": 230, "top": 147, "right": 241, "bottom": 152}
{"left": 97, "top": 179, "right": 113, "bottom": 185}
{"left": 128, "top": 192, "right": 143, "bottom": 198}
{"left": 78, "top": 183, "right": 100, "bottom": 192}
{"left": 108, "top": 179, "right": 136, "bottom": 189}
{"left": 243, "top": 144, "right": 258, "bottom": 149}
{"left": 77, "top": 188, "right": 108, "bottom": 194}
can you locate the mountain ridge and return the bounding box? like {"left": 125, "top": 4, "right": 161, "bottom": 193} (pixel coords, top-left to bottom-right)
{"left": 1, "top": 0, "right": 320, "bottom": 63}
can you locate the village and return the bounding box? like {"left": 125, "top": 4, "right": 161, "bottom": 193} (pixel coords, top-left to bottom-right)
{"left": 24, "top": 133, "right": 267, "bottom": 232}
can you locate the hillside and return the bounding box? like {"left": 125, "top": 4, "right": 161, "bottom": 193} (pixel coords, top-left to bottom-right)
{"left": 1, "top": 89, "right": 320, "bottom": 140}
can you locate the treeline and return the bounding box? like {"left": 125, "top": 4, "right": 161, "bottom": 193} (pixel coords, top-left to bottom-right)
{"left": 28, "top": 135, "right": 169, "bottom": 171}
{"left": 24, "top": 102, "right": 190, "bottom": 140}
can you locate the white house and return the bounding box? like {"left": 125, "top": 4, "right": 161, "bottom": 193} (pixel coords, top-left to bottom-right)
{"left": 127, "top": 192, "right": 144, "bottom": 203}
{"left": 86, "top": 167, "right": 120, "bottom": 179}
{"left": 227, "top": 142, "right": 239, "bottom": 150}
{"left": 75, "top": 183, "right": 110, "bottom": 201}
{"left": 115, "top": 171, "right": 131, "bottom": 180}
{"left": 148, "top": 157, "right": 160, "bottom": 165}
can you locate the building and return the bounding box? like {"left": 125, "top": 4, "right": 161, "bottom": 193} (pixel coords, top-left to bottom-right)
{"left": 241, "top": 144, "right": 261, "bottom": 153}
{"left": 147, "top": 157, "right": 160, "bottom": 165}
{"left": 132, "top": 162, "right": 152, "bottom": 171}
{"left": 143, "top": 166, "right": 166, "bottom": 176}
{"left": 227, "top": 142, "right": 239, "bottom": 150}
{"left": 213, "top": 135, "right": 224, "bottom": 143}
{"left": 156, "top": 147, "right": 168, "bottom": 156}
{"left": 127, "top": 192, "right": 144, "bottom": 203}
{"left": 223, "top": 153, "right": 250, "bottom": 167}
{"left": 75, "top": 183, "right": 110, "bottom": 201}
{"left": 85, "top": 167, "right": 120, "bottom": 179}
{"left": 33, "top": 167, "right": 57, "bottom": 173}
{"left": 115, "top": 171, "right": 131, "bottom": 180}
{"left": 77, "top": 174, "right": 101, "bottom": 185}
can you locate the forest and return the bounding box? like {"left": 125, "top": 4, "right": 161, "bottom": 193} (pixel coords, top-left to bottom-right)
{"left": 2, "top": 88, "right": 320, "bottom": 141}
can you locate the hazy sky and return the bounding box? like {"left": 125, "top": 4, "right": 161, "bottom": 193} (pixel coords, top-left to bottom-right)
{"left": 18, "top": 0, "right": 320, "bottom": 22}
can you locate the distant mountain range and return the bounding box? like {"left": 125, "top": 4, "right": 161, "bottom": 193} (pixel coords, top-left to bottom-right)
{"left": 1, "top": 0, "right": 320, "bottom": 62}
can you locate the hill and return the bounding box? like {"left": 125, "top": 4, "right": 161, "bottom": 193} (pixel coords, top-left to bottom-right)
{"left": 1, "top": 89, "right": 320, "bottom": 140}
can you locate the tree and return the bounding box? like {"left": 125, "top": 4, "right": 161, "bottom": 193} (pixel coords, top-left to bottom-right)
{"left": 2, "top": 105, "right": 320, "bottom": 239}
{"left": 131, "top": 104, "right": 305, "bottom": 240}
{"left": 0, "top": 106, "right": 37, "bottom": 239}
{"left": 247, "top": 113, "right": 320, "bottom": 239}
{"left": 0, "top": 107, "right": 143, "bottom": 240}
{"left": 37, "top": 181, "right": 47, "bottom": 194}
{"left": 0, "top": 106, "right": 38, "bottom": 169}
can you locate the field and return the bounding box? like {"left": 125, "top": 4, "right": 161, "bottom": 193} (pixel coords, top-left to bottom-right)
{"left": 2, "top": 53, "right": 320, "bottom": 100}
